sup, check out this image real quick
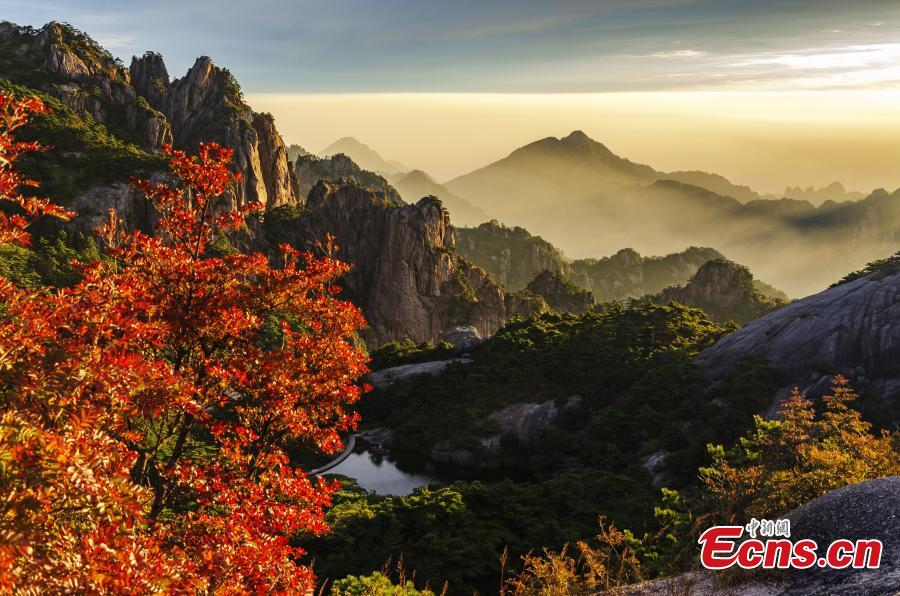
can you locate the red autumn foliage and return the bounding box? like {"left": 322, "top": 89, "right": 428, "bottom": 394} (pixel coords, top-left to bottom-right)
{"left": 0, "top": 93, "right": 368, "bottom": 592}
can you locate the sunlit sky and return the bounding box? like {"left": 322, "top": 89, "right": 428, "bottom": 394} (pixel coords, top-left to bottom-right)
{"left": 6, "top": 0, "right": 900, "bottom": 191}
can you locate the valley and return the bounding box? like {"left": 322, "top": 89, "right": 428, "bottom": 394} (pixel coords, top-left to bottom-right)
{"left": 1, "top": 12, "right": 899, "bottom": 596}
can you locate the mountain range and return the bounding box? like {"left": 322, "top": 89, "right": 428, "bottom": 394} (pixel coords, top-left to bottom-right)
{"left": 444, "top": 130, "right": 898, "bottom": 296}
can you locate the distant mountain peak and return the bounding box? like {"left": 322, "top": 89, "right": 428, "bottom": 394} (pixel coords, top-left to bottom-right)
{"left": 318, "top": 137, "right": 407, "bottom": 176}
{"left": 563, "top": 130, "right": 590, "bottom": 142}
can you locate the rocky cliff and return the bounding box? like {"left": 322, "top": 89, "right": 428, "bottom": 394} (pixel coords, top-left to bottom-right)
{"left": 3, "top": 20, "right": 548, "bottom": 348}
{"left": 698, "top": 267, "right": 900, "bottom": 425}
{"left": 455, "top": 221, "right": 569, "bottom": 291}
{"left": 655, "top": 259, "right": 784, "bottom": 324}
{"left": 0, "top": 21, "right": 171, "bottom": 149}
{"left": 0, "top": 21, "right": 298, "bottom": 223}
{"left": 139, "top": 53, "right": 298, "bottom": 210}
{"left": 265, "top": 181, "right": 509, "bottom": 345}
{"left": 294, "top": 153, "right": 401, "bottom": 204}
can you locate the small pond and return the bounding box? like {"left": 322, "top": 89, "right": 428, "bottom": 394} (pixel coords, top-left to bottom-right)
{"left": 325, "top": 445, "right": 443, "bottom": 496}
{"left": 320, "top": 437, "right": 531, "bottom": 496}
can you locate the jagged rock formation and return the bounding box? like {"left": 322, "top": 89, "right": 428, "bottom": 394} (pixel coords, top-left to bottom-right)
{"left": 698, "top": 267, "right": 900, "bottom": 425}
{"left": 0, "top": 22, "right": 171, "bottom": 149}
{"left": 571, "top": 246, "right": 730, "bottom": 302}
{"left": 525, "top": 270, "right": 595, "bottom": 314}
{"left": 391, "top": 169, "right": 488, "bottom": 226}
{"left": 252, "top": 112, "right": 299, "bottom": 207}
{"left": 655, "top": 259, "right": 785, "bottom": 324}
{"left": 0, "top": 21, "right": 298, "bottom": 223}
{"left": 139, "top": 54, "right": 294, "bottom": 210}
{"left": 294, "top": 153, "right": 401, "bottom": 204}
{"left": 267, "top": 180, "right": 510, "bottom": 345}
{"left": 3, "top": 21, "right": 548, "bottom": 348}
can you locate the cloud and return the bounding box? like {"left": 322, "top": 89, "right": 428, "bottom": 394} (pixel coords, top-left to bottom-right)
{"left": 650, "top": 49, "right": 707, "bottom": 58}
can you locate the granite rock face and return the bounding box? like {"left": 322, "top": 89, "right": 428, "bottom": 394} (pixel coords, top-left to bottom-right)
{"left": 698, "top": 269, "right": 900, "bottom": 424}
{"left": 366, "top": 359, "right": 471, "bottom": 387}
{"left": 252, "top": 112, "right": 299, "bottom": 208}
{"left": 2, "top": 22, "right": 298, "bottom": 223}
{"left": 625, "top": 476, "right": 900, "bottom": 595}
{"left": 1, "top": 22, "right": 172, "bottom": 149}
{"left": 443, "top": 325, "right": 484, "bottom": 354}
{"left": 280, "top": 181, "right": 510, "bottom": 345}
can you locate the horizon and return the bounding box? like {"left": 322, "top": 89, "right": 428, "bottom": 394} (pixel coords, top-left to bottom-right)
{"left": 7, "top": 1, "right": 900, "bottom": 193}
{"left": 249, "top": 90, "right": 900, "bottom": 193}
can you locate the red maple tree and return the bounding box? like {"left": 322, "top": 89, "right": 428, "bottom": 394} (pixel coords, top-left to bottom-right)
{"left": 0, "top": 93, "right": 368, "bottom": 592}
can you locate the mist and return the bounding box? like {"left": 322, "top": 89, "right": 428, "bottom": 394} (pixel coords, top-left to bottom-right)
{"left": 249, "top": 91, "right": 900, "bottom": 195}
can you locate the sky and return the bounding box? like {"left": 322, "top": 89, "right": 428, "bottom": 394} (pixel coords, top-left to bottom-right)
{"left": 5, "top": 0, "right": 900, "bottom": 191}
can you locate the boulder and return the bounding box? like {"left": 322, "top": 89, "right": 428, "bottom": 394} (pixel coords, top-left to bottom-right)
{"left": 698, "top": 269, "right": 900, "bottom": 424}
{"left": 366, "top": 358, "right": 472, "bottom": 387}
{"left": 443, "top": 325, "right": 484, "bottom": 354}
{"left": 430, "top": 441, "right": 478, "bottom": 467}
{"left": 625, "top": 476, "right": 900, "bottom": 595}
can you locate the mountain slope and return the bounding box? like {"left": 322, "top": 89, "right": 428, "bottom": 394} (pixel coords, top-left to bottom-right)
{"left": 319, "top": 137, "right": 407, "bottom": 176}
{"left": 263, "top": 181, "right": 510, "bottom": 345}
{"left": 653, "top": 259, "right": 785, "bottom": 324}
{"left": 697, "top": 265, "right": 900, "bottom": 425}
{"left": 0, "top": 21, "right": 298, "bottom": 229}
{"left": 455, "top": 220, "right": 733, "bottom": 301}
{"left": 1, "top": 21, "right": 518, "bottom": 347}
{"left": 445, "top": 131, "right": 900, "bottom": 296}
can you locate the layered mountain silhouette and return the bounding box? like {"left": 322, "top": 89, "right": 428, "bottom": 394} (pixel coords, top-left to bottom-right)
{"left": 390, "top": 169, "right": 488, "bottom": 226}
{"left": 784, "top": 181, "right": 865, "bottom": 205}
{"left": 445, "top": 131, "right": 896, "bottom": 297}
{"left": 318, "top": 137, "right": 408, "bottom": 176}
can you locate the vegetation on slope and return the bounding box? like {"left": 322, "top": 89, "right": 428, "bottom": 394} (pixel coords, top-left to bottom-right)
{"left": 653, "top": 259, "right": 786, "bottom": 325}
{"left": 0, "top": 81, "right": 163, "bottom": 201}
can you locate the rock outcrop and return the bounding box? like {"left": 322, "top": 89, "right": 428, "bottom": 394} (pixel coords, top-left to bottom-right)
{"left": 1, "top": 21, "right": 298, "bottom": 223}
{"left": 252, "top": 112, "right": 299, "bottom": 208}
{"left": 655, "top": 259, "right": 784, "bottom": 324}
{"left": 0, "top": 22, "right": 172, "bottom": 149}
{"left": 455, "top": 220, "right": 728, "bottom": 301}
{"left": 627, "top": 476, "right": 900, "bottom": 595}
{"left": 698, "top": 268, "right": 900, "bottom": 424}
{"left": 367, "top": 358, "right": 472, "bottom": 387}
{"left": 150, "top": 56, "right": 270, "bottom": 209}
{"left": 274, "top": 181, "right": 511, "bottom": 345}
{"left": 455, "top": 220, "right": 569, "bottom": 291}
{"left": 294, "top": 153, "right": 401, "bottom": 204}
